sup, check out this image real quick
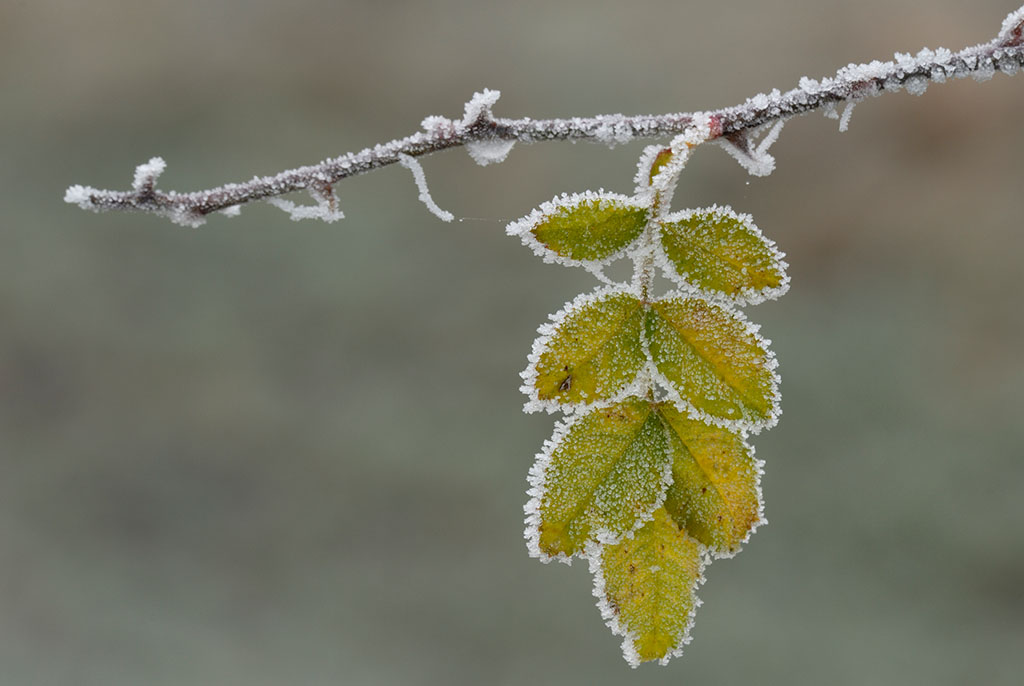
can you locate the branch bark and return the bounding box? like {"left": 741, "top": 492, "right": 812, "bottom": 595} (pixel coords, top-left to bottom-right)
{"left": 65, "top": 7, "right": 1024, "bottom": 227}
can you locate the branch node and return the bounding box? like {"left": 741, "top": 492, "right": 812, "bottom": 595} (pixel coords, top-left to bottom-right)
{"left": 461, "top": 88, "right": 501, "bottom": 128}
{"left": 131, "top": 156, "right": 167, "bottom": 200}
{"left": 717, "top": 119, "right": 786, "bottom": 177}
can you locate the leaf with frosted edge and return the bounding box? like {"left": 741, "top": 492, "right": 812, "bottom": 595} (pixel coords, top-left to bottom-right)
{"left": 527, "top": 398, "right": 672, "bottom": 560}
{"left": 646, "top": 148, "right": 674, "bottom": 186}
{"left": 646, "top": 297, "right": 779, "bottom": 431}
{"left": 590, "top": 507, "right": 704, "bottom": 667}
{"left": 658, "top": 404, "right": 763, "bottom": 556}
{"left": 507, "top": 191, "right": 649, "bottom": 264}
{"left": 658, "top": 206, "right": 788, "bottom": 304}
{"left": 526, "top": 290, "right": 648, "bottom": 408}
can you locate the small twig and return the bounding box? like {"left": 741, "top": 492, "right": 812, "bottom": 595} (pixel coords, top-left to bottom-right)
{"left": 65, "top": 7, "right": 1024, "bottom": 226}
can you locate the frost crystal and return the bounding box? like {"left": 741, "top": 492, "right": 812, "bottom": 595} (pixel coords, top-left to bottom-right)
{"left": 716, "top": 119, "right": 786, "bottom": 177}
{"left": 593, "top": 115, "right": 635, "bottom": 147}
{"left": 266, "top": 196, "right": 343, "bottom": 223}
{"left": 904, "top": 75, "right": 928, "bottom": 96}
{"left": 266, "top": 184, "right": 344, "bottom": 223}
{"left": 466, "top": 138, "right": 515, "bottom": 166}
{"left": 132, "top": 156, "right": 166, "bottom": 191}
{"left": 999, "top": 7, "right": 1024, "bottom": 44}
{"left": 998, "top": 54, "right": 1020, "bottom": 76}
{"left": 420, "top": 114, "right": 454, "bottom": 136}
{"left": 460, "top": 88, "right": 501, "bottom": 126}
{"left": 63, "top": 184, "right": 95, "bottom": 210}
{"left": 838, "top": 102, "right": 856, "bottom": 132}
{"left": 973, "top": 58, "right": 996, "bottom": 82}
{"left": 397, "top": 153, "right": 454, "bottom": 222}
{"left": 458, "top": 88, "right": 516, "bottom": 166}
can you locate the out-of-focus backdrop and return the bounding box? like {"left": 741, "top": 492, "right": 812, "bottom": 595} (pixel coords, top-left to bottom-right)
{"left": 3, "top": 1, "right": 1023, "bottom": 684}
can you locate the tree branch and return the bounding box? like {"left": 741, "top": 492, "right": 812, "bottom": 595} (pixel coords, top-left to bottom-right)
{"left": 65, "top": 6, "right": 1024, "bottom": 227}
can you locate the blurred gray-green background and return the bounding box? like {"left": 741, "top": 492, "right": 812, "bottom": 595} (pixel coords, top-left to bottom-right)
{"left": 3, "top": 1, "right": 1023, "bottom": 684}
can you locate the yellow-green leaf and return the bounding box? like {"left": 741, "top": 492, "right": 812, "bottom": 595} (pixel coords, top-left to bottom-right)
{"left": 526, "top": 290, "right": 647, "bottom": 408}
{"left": 659, "top": 404, "right": 762, "bottom": 555}
{"left": 509, "top": 191, "right": 649, "bottom": 263}
{"left": 646, "top": 297, "right": 779, "bottom": 430}
{"left": 527, "top": 399, "right": 671, "bottom": 560}
{"left": 592, "top": 507, "right": 703, "bottom": 666}
{"left": 659, "top": 206, "right": 788, "bottom": 304}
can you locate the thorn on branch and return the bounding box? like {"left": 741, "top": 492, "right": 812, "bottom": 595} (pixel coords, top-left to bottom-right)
{"left": 461, "top": 88, "right": 501, "bottom": 128}
{"left": 716, "top": 119, "right": 786, "bottom": 177}
{"left": 266, "top": 181, "right": 345, "bottom": 223}
{"left": 131, "top": 156, "right": 166, "bottom": 201}
{"left": 460, "top": 89, "right": 517, "bottom": 166}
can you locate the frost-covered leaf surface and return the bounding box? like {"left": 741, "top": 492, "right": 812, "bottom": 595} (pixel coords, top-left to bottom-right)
{"left": 647, "top": 297, "right": 779, "bottom": 431}
{"left": 525, "top": 289, "right": 648, "bottom": 409}
{"left": 507, "top": 191, "right": 649, "bottom": 265}
{"left": 591, "top": 507, "right": 704, "bottom": 666}
{"left": 526, "top": 399, "right": 672, "bottom": 560}
{"left": 659, "top": 405, "right": 763, "bottom": 555}
{"left": 658, "top": 206, "right": 789, "bottom": 304}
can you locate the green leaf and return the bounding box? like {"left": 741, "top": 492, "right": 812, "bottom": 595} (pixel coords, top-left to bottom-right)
{"left": 659, "top": 404, "right": 762, "bottom": 555}
{"left": 509, "top": 191, "right": 649, "bottom": 263}
{"left": 526, "top": 290, "right": 647, "bottom": 408}
{"left": 527, "top": 398, "right": 672, "bottom": 560}
{"left": 658, "top": 206, "right": 788, "bottom": 303}
{"left": 646, "top": 297, "right": 779, "bottom": 430}
{"left": 592, "top": 507, "right": 703, "bottom": 666}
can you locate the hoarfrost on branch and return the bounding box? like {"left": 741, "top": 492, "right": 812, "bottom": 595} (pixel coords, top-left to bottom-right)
{"left": 64, "top": 5, "right": 1024, "bottom": 225}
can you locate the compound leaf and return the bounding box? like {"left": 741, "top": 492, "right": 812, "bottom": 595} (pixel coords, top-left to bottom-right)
{"left": 659, "top": 206, "right": 788, "bottom": 304}
{"left": 526, "top": 398, "right": 671, "bottom": 560}
{"left": 591, "top": 507, "right": 703, "bottom": 666}
{"left": 659, "top": 404, "right": 762, "bottom": 555}
{"left": 525, "top": 289, "right": 647, "bottom": 409}
{"left": 646, "top": 297, "right": 779, "bottom": 431}
{"left": 507, "top": 191, "right": 649, "bottom": 265}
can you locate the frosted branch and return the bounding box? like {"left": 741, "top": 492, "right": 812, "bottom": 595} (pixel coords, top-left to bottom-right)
{"left": 65, "top": 6, "right": 1024, "bottom": 226}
